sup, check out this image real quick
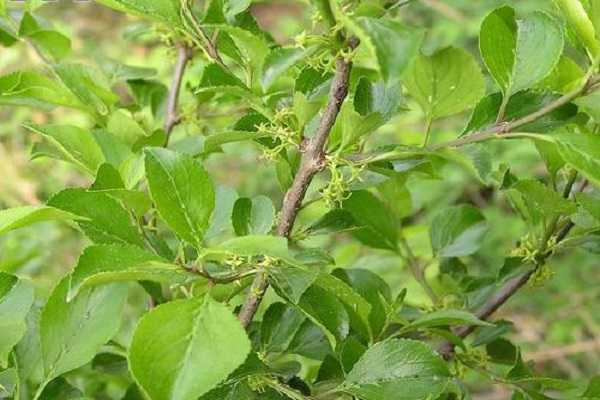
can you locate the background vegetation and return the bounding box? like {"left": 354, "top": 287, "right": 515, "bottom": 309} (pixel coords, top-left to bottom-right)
{"left": 1, "top": 0, "right": 599, "bottom": 399}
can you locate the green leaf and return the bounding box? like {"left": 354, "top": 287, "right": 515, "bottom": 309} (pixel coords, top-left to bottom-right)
{"left": 399, "top": 309, "right": 492, "bottom": 334}
{"left": 539, "top": 56, "right": 584, "bottom": 93}
{"left": 287, "top": 319, "right": 330, "bottom": 360}
{"left": 512, "top": 179, "right": 577, "bottom": 218}
{"left": 261, "top": 302, "right": 306, "bottom": 353}
{"left": 36, "top": 377, "right": 86, "bottom": 400}
{"left": 0, "top": 273, "right": 34, "bottom": 368}
{"left": 430, "top": 205, "right": 488, "bottom": 258}
{"left": 25, "top": 124, "right": 105, "bottom": 174}
{"left": 535, "top": 139, "right": 566, "bottom": 180}
{"left": 344, "top": 339, "right": 451, "bottom": 400}
{"left": 268, "top": 265, "right": 319, "bottom": 304}
{"left": 556, "top": 0, "right": 600, "bottom": 57}
{"left": 68, "top": 244, "right": 194, "bottom": 301}
{"left": 574, "top": 89, "right": 600, "bottom": 123}
{"left": 343, "top": 190, "right": 398, "bottom": 251}
{"left": 306, "top": 209, "right": 357, "bottom": 236}
{"left": 405, "top": 47, "right": 485, "bottom": 120}
{"left": 95, "top": 0, "right": 182, "bottom": 26}
{"left": 205, "top": 186, "right": 239, "bottom": 239}
{"left": 0, "top": 19, "right": 18, "bottom": 47}
{"left": 553, "top": 130, "right": 600, "bottom": 186}
{"left": 295, "top": 66, "right": 332, "bottom": 97}
{"left": 48, "top": 188, "right": 144, "bottom": 247}
{"left": 261, "top": 46, "right": 316, "bottom": 91}
{"left": 333, "top": 268, "right": 392, "bottom": 337}
{"left": 297, "top": 284, "right": 350, "bottom": 349}
{"left": 464, "top": 91, "right": 577, "bottom": 134}
{"left": 40, "top": 277, "right": 128, "bottom": 381}
{"left": 0, "top": 70, "right": 83, "bottom": 110}
{"left": 205, "top": 235, "right": 290, "bottom": 259}
{"left": 98, "top": 57, "right": 157, "bottom": 83}
{"left": 0, "top": 205, "right": 81, "bottom": 236}
{"left": 225, "top": 0, "right": 251, "bottom": 18}
{"left": 145, "top": 148, "right": 215, "bottom": 246}
{"left": 232, "top": 196, "right": 275, "bottom": 236}
{"left": 198, "top": 63, "right": 247, "bottom": 90}
{"left": 480, "top": 7, "right": 564, "bottom": 97}
{"left": 354, "top": 78, "right": 401, "bottom": 120}
{"left": 107, "top": 109, "right": 148, "bottom": 146}
{"left": 54, "top": 63, "right": 118, "bottom": 116}
{"left": 576, "top": 192, "right": 600, "bottom": 222}
{"left": 480, "top": 6, "right": 518, "bottom": 90}
{"left": 331, "top": 102, "right": 385, "bottom": 152}
{"left": 18, "top": 12, "right": 71, "bottom": 62}
{"left": 129, "top": 296, "right": 251, "bottom": 400}
{"left": 353, "top": 17, "right": 423, "bottom": 82}
{"left": 313, "top": 273, "right": 373, "bottom": 339}
{"left": 90, "top": 164, "right": 152, "bottom": 217}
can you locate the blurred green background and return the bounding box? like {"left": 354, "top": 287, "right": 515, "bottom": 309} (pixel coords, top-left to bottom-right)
{"left": 1, "top": 1, "right": 598, "bottom": 398}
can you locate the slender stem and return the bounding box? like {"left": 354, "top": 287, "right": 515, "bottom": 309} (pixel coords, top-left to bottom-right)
{"left": 398, "top": 236, "right": 438, "bottom": 303}
{"left": 237, "top": 38, "right": 359, "bottom": 329}
{"left": 422, "top": 117, "right": 433, "bottom": 148}
{"left": 164, "top": 44, "right": 192, "bottom": 144}
{"left": 346, "top": 73, "right": 598, "bottom": 164}
{"left": 495, "top": 94, "right": 510, "bottom": 123}
{"left": 432, "top": 73, "right": 600, "bottom": 150}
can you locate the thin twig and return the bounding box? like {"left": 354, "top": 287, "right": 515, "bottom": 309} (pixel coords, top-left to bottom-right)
{"left": 164, "top": 44, "right": 192, "bottom": 143}
{"left": 237, "top": 38, "right": 360, "bottom": 329}
{"left": 399, "top": 236, "right": 438, "bottom": 303}
{"left": 348, "top": 73, "right": 600, "bottom": 165}
{"left": 430, "top": 73, "right": 600, "bottom": 151}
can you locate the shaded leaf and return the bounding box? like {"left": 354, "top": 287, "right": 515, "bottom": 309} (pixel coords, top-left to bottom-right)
{"left": 430, "top": 205, "right": 488, "bottom": 258}
{"left": 145, "top": 148, "right": 215, "bottom": 246}
{"left": 343, "top": 190, "right": 398, "bottom": 251}
{"left": 232, "top": 195, "right": 275, "bottom": 236}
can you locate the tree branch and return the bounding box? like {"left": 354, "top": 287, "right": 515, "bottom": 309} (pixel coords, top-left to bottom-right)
{"left": 237, "top": 38, "right": 359, "bottom": 329}
{"left": 430, "top": 74, "right": 600, "bottom": 151}
{"left": 438, "top": 179, "right": 588, "bottom": 358}
{"left": 164, "top": 44, "right": 192, "bottom": 143}
{"left": 348, "top": 73, "right": 600, "bottom": 165}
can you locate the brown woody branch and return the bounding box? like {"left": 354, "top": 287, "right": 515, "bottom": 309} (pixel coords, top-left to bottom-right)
{"left": 237, "top": 38, "right": 360, "bottom": 329}
{"left": 438, "top": 179, "right": 588, "bottom": 358}
{"left": 164, "top": 44, "right": 192, "bottom": 142}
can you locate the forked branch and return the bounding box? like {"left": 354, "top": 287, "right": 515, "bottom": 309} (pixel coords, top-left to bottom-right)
{"left": 238, "top": 38, "right": 360, "bottom": 329}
